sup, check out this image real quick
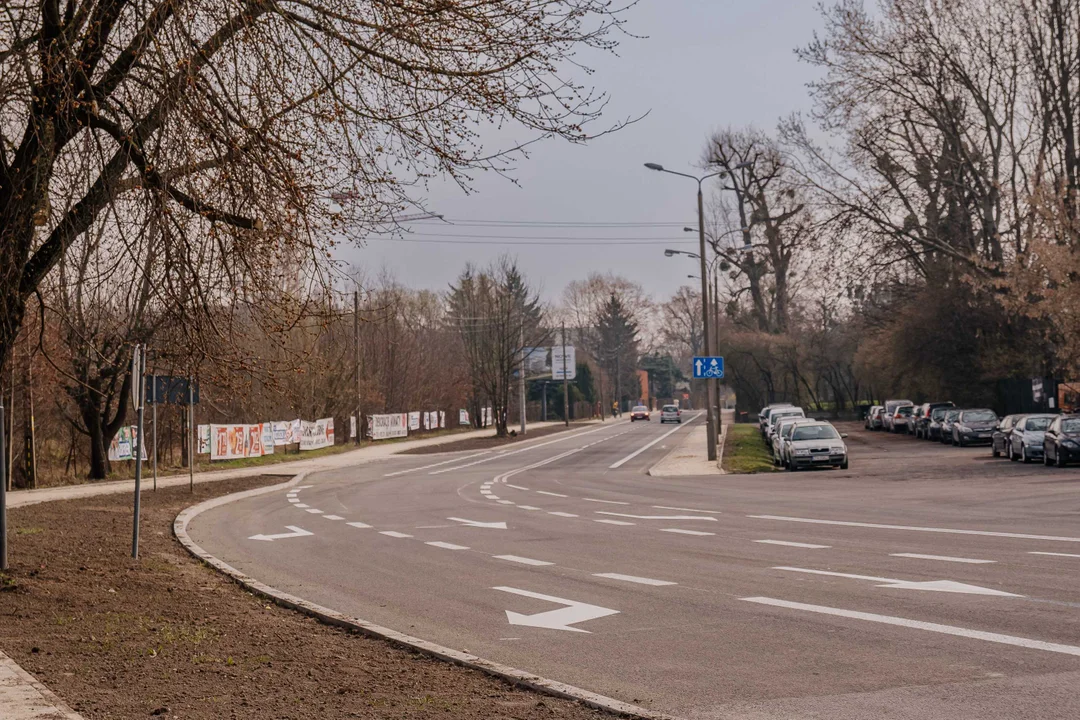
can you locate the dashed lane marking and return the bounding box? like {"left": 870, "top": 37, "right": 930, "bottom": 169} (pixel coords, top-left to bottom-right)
{"left": 426, "top": 542, "right": 470, "bottom": 550}
{"left": 594, "top": 573, "right": 676, "bottom": 586}
{"left": 288, "top": 499, "right": 300, "bottom": 504}
{"left": 891, "top": 553, "right": 995, "bottom": 564}
{"left": 596, "top": 511, "right": 717, "bottom": 521}
{"left": 750, "top": 514, "right": 1080, "bottom": 543}
{"left": 654, "top": 505, "right": 721, "bottom": 514}
{"left": 660, "top": 528, "right": 715, "bottom": 536}
{"left": 494, "top": 555, "right": 553, "bottom": 567}
{"left": 506, "top": 484, "right": 530, "bottom": 491}
{"left": 294, "top": 503, "right": 309, "bottom": 508}
{"left": 755, "top": 540, "right": 831, "bottom": 549}
{"left": 323, "top": 515, "right": 345, "bottom": 521}
{"left": 536, "top": 491, "right": 568, "bottom": 498}
{"left": 305, "top": 508, "right": 324, "bottom": 514}
{"left": 549, "top": 512, "right": 578, "bottom": 518}
{"left": 1029, "top": 551, "right": 1080, "bottom": 558}
{"left": 518, "top": 505, "right": 542, "bottom": 511}
{"left": 380, "top": 531, "right": 413, "bottom": 538}
{"left": 594, "top": 519, "right": 635, "bottom": 526}
{"left": 583, "top": 498, "right": 629, "bottom": 505}
{"left": 347, "top": 522, "right": 372, "bottom": 529}
{"left": 496, "top": 500, "right": 516, "bottom": 505}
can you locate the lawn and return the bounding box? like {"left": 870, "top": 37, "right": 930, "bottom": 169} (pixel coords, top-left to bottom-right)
{"left": 722, "top": 423, "right": 778, "bottom": 474}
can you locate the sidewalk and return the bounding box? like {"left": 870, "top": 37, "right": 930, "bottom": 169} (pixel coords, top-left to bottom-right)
{"left": 0, "top": 651, "right": 84, "bottom": 719}
{"left": 647, "top": 410, "right": 734, "bottom": 477}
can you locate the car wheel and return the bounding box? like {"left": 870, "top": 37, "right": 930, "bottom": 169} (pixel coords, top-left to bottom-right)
{"left": 840, "top": 460, "right": 849, "bottom": 470}
{"left": 992, "top": 442, "right": 1000, "bottom": 458}
{"left": 1044, "top": 450, "right": 1053, "bottom": 466}
{"left": 1057, "top": 449, "right": 1067, "bottom": 468}
{"left": 1022, "top": 444, "right": 1032, "bottom": 463}
{"left": 787, "top": 463, "right": 797, "bottom": 472}
{"left": 1009, "top": 444, "right": 1018, "bottom": 461}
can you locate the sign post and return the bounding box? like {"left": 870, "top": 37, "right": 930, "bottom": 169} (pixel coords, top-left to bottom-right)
{"left": 0, "top": 398, "right": 6, "bottom": 571}
{"left": 561, "top": 324, "right": 570, "bottom": 427}
{"left": 131, "top": 346, "right": 145, "bottom": 559}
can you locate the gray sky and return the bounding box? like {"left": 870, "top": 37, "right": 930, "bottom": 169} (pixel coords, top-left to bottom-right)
{"left": 339, "top": 1, "right": 826, "bottom": 303}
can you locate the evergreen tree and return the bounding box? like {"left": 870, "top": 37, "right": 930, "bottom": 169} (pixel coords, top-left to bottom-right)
{"left": 596, "top": 294, "right": 641, "bottom": 410}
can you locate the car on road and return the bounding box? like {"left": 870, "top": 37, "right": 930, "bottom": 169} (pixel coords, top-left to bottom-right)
{"left": 1008, "top": 414, "right": 1055, "bottom": 463}
{"left": 887, "top": 404, "right": 915, "bottom": 433}
{"left": 951, "top": 408, "right": 999, "bottom": 446}
{"left": 766, "top": 407, "right": 805, "bottom": 443}
{"left": 881, "top": 399, "right": 914, "bottom": 431}
{"left": 630, "top": 405, "right": 650, "bottom": 421}
{"left": 758, "top": 403, "right": 794, "bottom": 435}
{"left": 786, "top": 421, "right": 849, "bottom": 471}
{"left": 659, "top": 405, "right": 682, "bottom": 424}
{"left": 939, "top": 408, "right": 962, "bottom": 444}
{"left": 991, "top": 414, "right": 1021, "bottom": 457}
{"left": 1043, "top": 415, "right": 1080, "bottom": 466}
{"left": 914, "top": 402, "right": 954, "bottom": 439}
{"left": 866, "top": 406, "right": 885, "bottom": 430}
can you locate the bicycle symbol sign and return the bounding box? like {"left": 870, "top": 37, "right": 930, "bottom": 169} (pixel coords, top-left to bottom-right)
{"left": 693, "top": 356, "right": 725, "bottom": 379}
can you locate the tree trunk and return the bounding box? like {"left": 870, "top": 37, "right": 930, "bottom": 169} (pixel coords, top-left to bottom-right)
{"left": 81, "top": 402, "right": 111, "bottom": 480}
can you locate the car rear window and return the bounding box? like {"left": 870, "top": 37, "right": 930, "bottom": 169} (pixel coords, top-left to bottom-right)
{"left": 663, "top": 406, "right": 678, "bottom": 412}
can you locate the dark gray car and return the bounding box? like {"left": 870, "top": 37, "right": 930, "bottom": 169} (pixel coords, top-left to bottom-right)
{"left": 1008, "top": 414, "right": 1055, "bottom": 462}
{"left": 952, "top": 408, "right": 999, "bottom": 446}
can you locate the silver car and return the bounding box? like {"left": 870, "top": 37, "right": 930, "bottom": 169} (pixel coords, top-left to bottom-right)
{"left": 767, "top": 408, "right": 805, "bottom": 443}
{"left": 777, "top": 418, "right": 819, "bottom": 467}
{"left": 1009, "top": 414, "right": 1055, "bottom": 462}
{"left": 787, "top": 422, "right": 849, "bottom": 471}
{"left": 660, "top": 405, "right": 682, "bottom": 424}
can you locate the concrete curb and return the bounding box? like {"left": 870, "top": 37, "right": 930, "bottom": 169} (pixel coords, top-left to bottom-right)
{"left": 173, "top": 473, "right": 682, "bottom": 720}
{"left": 0, "top": 650, "right": 85, "bottom": 720}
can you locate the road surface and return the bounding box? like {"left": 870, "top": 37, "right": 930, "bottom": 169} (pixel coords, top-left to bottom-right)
{"left": 188, "top": 416, "right": 1080, "bottom": 719}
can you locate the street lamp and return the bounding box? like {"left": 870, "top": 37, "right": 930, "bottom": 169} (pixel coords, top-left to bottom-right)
{"left": 645, "top": 160, "right": 750, "bottom": 461}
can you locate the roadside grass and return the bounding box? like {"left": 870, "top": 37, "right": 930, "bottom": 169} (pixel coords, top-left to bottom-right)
{"left": 722, "top": 424, "right": 778, "bottom": 474}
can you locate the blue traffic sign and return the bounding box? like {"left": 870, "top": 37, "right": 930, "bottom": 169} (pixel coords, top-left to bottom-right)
{"left": 693, "top": 356, "right": 725, "bottom": 379}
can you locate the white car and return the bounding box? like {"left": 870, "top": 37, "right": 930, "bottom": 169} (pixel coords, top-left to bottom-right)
{"left": 776, "top": 418, "right": 820, "bottom": 467}
{"left": 786, "top": 422, "right": 849, "bottom": 471}
{"left": 766, "top": 407, "right": 805, "bottom": 443}
{"left": 659, "top": 405, "right": 682, "bottom": 424}
{"left": 758, "top": 403, "right": 794, "bottom": 435}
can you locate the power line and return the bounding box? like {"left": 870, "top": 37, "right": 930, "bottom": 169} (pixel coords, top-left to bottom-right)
{"left": 367, "top": 237, "right": 698, "bottom": 246}
{"left": 423, "top": 219, "right": 690, "bottom": 228}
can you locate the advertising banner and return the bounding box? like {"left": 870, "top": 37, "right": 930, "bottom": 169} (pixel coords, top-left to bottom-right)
{"left": 261, "top": 423, "right": 275, "bottom": 455}
{"left": 272, "top": 421, "right": 290, "bottom": 446}
{"left": 299, "top": 420, "right": 319, "bottom": 451}
{"left": 459, "top": 409, "right": 469, "bottom": 425}
{"left": 350, "top": 415, "right": 357, "bottom": 439}
{"left": 439, "top": 410, "right": 446, "bottom": 429}
{"left": 551, "top": 345, "right": 577, "bottom": 380}
{"left": 197, "top": 424, "right": 211, "bottom": 455}
{"left": 291, "top": 418, "right": 301, "bottom": 444}
{"left": 108, "top": 426, "right": 133, "bottom": 461}
{"left": 245, "top": 424, "right": 264, "bottom": 457}
{"left": 210, "top": 424, "right": 247, "bottom": 460}
{"left": 369, "top": 413, "right": 408, "bottom": 440}
{"left": 408, "top": 411, "right": 421, "bottom": 431}
{"left": 326, "top": 417, "right": 335, "bottom": 445}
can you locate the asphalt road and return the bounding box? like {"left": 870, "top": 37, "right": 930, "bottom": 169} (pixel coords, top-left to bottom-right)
{"left": 189, "top": 416, "right": 1080, "bottom": 719}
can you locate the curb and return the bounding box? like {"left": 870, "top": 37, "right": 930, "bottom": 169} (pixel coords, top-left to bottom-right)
{"left": 173, "top": 473, "right": 681, "bottom": 720}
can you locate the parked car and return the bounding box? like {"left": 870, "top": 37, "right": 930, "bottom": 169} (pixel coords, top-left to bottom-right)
{"left": 939, "top": 408, "right": 963, "bottom": 444}
{"left": 786, "top": 422, "right": 849, "bottom": 471}
{"left": 630, "top": 405, "right": 650, "bottom": 421}
{"left": 1043, "top": 415, "right": 1080, "bottom": 466}
{"left": 991, "top": 415, "right": 1020, "bottom": 458}
{"left": 907, "top": 405, "right": 924, "bottom": 435}
{"left": 767, "top": 407, "right": 806, "bottom": 443}
{"left": 772, "top": 417, "right": 805, "bottom": 463}
{"left": 1008, "top": 414, "right": 1055, "bottom": 463}
{"left": 758, "top": 403, "right": 794, "bottom": 435}
{"left": 951, "top": 408, "right": 999, "bottom": 446}
{"left": 865, "top": 406, "right": 884, "bottom": 430}
{"left": 882, "top": 399, "right": 914, "bottom": 431}
{"left": 888, "top": 404, "right": 915, "bottom": 433}
{"left": 778, "top": 418, "right": 822, "bottom": 467}
{"left": 915, "top": 402, "right": 955, "bottom": 439}
{"left": 659, "top": 405, "right": 682, "bottom": 424}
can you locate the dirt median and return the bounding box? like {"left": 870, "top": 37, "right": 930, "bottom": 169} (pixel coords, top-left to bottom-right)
{"left": 0, "top": 476, "right": 607, "bottom": 719}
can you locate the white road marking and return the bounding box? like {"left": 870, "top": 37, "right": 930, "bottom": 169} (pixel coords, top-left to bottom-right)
{"left": 346, "top": 522, "right": 372, "bottom": 529}
{"left": 660, "top": 528, "right": 715, "bottom": 536}
{"left": 481, "top": 489, "right": 493, "bottom": 495}
{"left": 594, "top": 519, "right": 635, "bottom": 526}
{"left": 294, "top": 503, "right": 309, "bottom": 508}
{"left": 430, "top": 424, "right": 612, "bottom": 475}
{"left": 248, "top": 526, "right": 314, "bottom": 542}
{"left": 379, "top": 531, "right": 413, "bottom": 538}
{"left": 497, "top": 500, "right": 516, "bottom": 505}
{"left": 772, "top": 566, "right": 1021, "bottom": 597}
{"left": 549, "top": 511, "right": 579, "bottom": 518}
{"left": 488, "top": 495, "right": 501, "bottom": 500}
{"left": 295, "top": 485, "right": 313, "bottom": 489}
{"left": 517, "top": 505, "right": 542, "bottom": 511}
{"left": 653, "top": 506, "right": 721, "bottom": 514}
{"left": 448, "top": 517, "right": 507, "bottom": 529}
{"left": 1029, "top": 551, "right": 1080, "bottom": 558}
{"left": 383, "top": 450, "right": 490, "bottom": 477}
{"left": 609, "top": 420, "right": 696, "bottom": 469}
{"left": 750, "top": 515, "right": 1080, "bottom": 543}
{"left": 891, "top": 553, "right": 995, "bottom": 564}
{"left": 755, "top": 540, "right": 831, "bottom": 549}
{"left": 323, "top": 515, "right": 345, "bottom": 521}
{"left": 583, "top": 498, "right": 629, "bottom": 505}
{"left": 742, "top": 597, "right": 1080, "bottom": 657}
{"left": 596, "top": 511, "right": 717, "bottom": 522}
{"left": 493, "top": 586, "right": 619, "bottom": 633}
{"left": 305, "top": 508, "right": 324, "bottom": 514}
{"left": 494, "top": 555, "right": 553, "bottom": 566}
{"left": 288, "top": 498, "right": 300, "bottom": 504}
{"left": 506, "top": 484, "right": 530, "bottom": 491}
{"left": 426, "top": 541, "right": 470, "bottom": 550}
{"left": 593, "top": 573, "right": 676, "bottom": 586}
{"left": 536, "top": 491, "right": 568, "bottom": 498}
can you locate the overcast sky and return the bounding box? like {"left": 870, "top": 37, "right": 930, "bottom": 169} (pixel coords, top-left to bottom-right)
{"left": 338, "top": 1, "right": 827, "bottom": 303}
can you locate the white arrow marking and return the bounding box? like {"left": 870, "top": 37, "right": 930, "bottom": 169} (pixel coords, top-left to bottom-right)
{"left": 248, "top": 526, "right": 314, "bottom": 542}
{"left": 596, "top": 511, "right": 717, "bottom": 521}
{"left": 493, "top": 586, "right": 619, "bottom": 633}
{"left": 447, "top": 517, "right": 508, "bottom": 529}
{"left": 773, "top": 566, "right": 1022, "bottom": 597}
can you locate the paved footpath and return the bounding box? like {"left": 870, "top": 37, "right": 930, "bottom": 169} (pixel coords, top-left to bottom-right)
{"left": 1, "top": 419, "right": 590, "bottom": 718}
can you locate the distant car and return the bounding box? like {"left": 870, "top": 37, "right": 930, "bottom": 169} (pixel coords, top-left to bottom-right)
{"left": 914, "top": 402, "right": 954, "bottom": 439}
{"left": 767, "top": 407, "right": 805, "bottom": 442}
{"left": 865, "top": 406, "right": 884, "bottom": 430}
{"left": 907, "top": 405, "right": 924, "bottom": 435}
{"left": 630, "top": 405, "right": 650, "bottom": 421}
{"left": 1043, "top": 415, "right": 1080, "bottom": 466}
{"left": 882, "top": 399, "right": 914, "bottom": 431}
{"left": 758, "top": 403, "right": 794, "bottom": 435}
{"left": 991, "top": 415, "right": 1020, "bottom": 458}
{"left": 939, "top": 408, "right": 962, "bottom": 444}
{"left": 952, "top": 408, "right": 999, "bottom": 446}
{"left": 659, "top": 405, "right": 682, "bottom": 424}
{"left": 888, "top": 404, "right": 915, "bottom": 433}
{"left": 786, "top": 422, "right": 849, "bottom": 471}
{"left": 1008, "top": 414, "right": 1055, "bottom": 463}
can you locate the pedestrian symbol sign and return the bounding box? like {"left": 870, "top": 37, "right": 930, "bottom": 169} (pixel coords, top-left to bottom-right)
{"left": 693, "top": 356, "right": 725, "bottom": 379}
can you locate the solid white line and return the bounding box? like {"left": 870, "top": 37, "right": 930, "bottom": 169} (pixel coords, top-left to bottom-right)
{"left": 1029, "top": 551, "right": 1080, "bottom": 558}
{"left": 549, "top": 511, "right": 578, "bottom": 518}
{"left": 660, "top": 528, "right": 714, "bottom": 536}
{"left": 742, "top": 597, "right": 1080, "bottom": 657}
{"left": 891, "top": 553, "right": 995, "bottom": 564}
{"left": 346, "top": 522, "right": 372, "bottom": 529}
{"left": 426, "top": 541, "right": 469, "bottom": 550}
{"left": 494, "top": 555, "right": 553, "bottom": 566}
{"left": 755, "top": 540, "right": 831, "bottom": 549}
{"left": 594, "top": 573, "right": 676, "bottom": 586}
{"left": 583, "top": 498, "right": 629, "bottom": 505}
{"left": 749, "top": 515, "right": 1080, "bottom": 543}
{"left": 305, "top": 508, "right": 324, "bottom": 514}
{"left": 653, "top": 506, "right": 721, "bottom": 514}
{"left": 518, "top": 505, "right": 542, "bottom": 511}
{"left": 323, "top": 515, "right": 345, "bottom": 521}
{"left": 536, "top": 491, "right": 568, "bottom": 498}
{"left": 506, "top": 484, "right": 530, "bottom": 491}
{"left": 594, "top": 519, "right": 635, "bottom": 526}
{"left": 380, "top": 531, "right": 412, "bottom": 538}
{"left": 609, "top": 420, "right": 695, "bottom": 469}
{"left": 383, "top": 450, "right": 490, "bottom": 477}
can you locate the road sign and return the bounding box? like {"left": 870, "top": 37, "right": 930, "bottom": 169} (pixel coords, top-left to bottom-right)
{"left": 551, "top": 345, "right": 576, "bottom": 380}
{"left": 493, "top": 586, "right": 619, "bottom": 632}
{"left": 692, "top": 356, "right": 725, "bottom": 379}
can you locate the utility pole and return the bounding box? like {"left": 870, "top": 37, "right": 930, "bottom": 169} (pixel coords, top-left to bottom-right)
{"left": 131, "top": 346, "right": 145, "bottom": 559}
{"left": 562, "top": 323, "right": 570, "bottom": 426}
{"left": 150, "top": 364, "right": 157, "bottom": 491}
{"left": 188, "top": 375, "right": 195, "bottom": 492}
{"left": 6, "top": 364, "right": 12, "bottom": 491}
{"left": 713, "top": 267, "right": 723, "bottom": 429}
{"left": 354, "top": 288, "right": 362, "bottom": 445}
{"left": 519, "top": 323, "right": 527, "bottom": 435}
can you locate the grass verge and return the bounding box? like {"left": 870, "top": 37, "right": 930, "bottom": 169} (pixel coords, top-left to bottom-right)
{"left": 722, "top": 424, "right": 778, "bottom": 474}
